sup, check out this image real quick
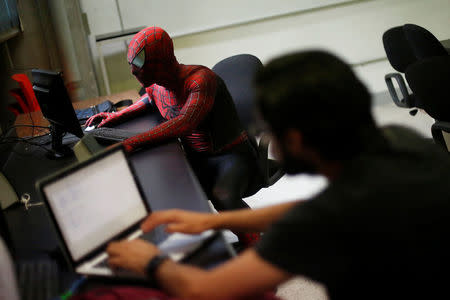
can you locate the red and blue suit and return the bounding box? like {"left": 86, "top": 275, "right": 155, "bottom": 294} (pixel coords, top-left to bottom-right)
{"left": 86, "top": 28, "right": 260, "bottom": 242}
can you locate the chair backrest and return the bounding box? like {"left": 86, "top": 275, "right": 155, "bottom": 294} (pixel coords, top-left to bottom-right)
{"left": 403, "top": 24, "right": 448, "bottom": 60}
{"left": 212, "top": 54, "right": 284, "bottom": 193}
{"left": 383, "top": 26, "right": 417, "bottom": 72}
{"left": 212, "top": 54, "right": 263, "bottom": 133}
{"left": 383, "top": 24, "right": 449, "bottom": 111}
{"left": 406, "top": 55, "right": 450, "bottom": 151}
{"left": 383, "top": 24, "right": 448, "bottom": 72}
{"left": 405, "top": 56, "right": 450, "bottom": 121}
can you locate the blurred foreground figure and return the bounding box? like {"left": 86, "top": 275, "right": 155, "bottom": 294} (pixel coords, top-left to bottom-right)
{"left": 105, "top": 50, "right": 450, "bottom": 300}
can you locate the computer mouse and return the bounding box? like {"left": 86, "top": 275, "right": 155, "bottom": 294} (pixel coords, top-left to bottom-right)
{"left": 84, "top": 116, "right": 102, "bottom": 131}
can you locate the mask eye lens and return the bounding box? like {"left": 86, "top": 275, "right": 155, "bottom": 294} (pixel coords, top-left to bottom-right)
{"left": 131, "top": 48, "right": 145, "bottom": 69}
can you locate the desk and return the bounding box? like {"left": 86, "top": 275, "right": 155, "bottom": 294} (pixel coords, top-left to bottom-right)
{"left": 1, "top": 97, "right": 233, "bottom": 295}
{"left": 13, "top": 89, "right": 140, "bottom": 138}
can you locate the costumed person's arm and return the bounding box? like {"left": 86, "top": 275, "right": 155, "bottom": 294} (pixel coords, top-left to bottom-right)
{"left": 84, "top": 93, "right": 155, "bottom": 128}
{"left": 107, "top": 241, "right": 291, "bottom": 300}
{"left": 122, "top": 71, "right": 216, "bottom": 152}
{"left": 141, "top": 201, "right": 300, "bottom": 234}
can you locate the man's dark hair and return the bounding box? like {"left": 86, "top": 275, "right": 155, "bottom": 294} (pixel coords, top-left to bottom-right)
{"left": 255, "top": 50, "right": 378, "bottom": 161}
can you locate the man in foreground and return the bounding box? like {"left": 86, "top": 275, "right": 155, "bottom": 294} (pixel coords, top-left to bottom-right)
{"left": 107, "top": 50, "right": 450, "bottom": 300}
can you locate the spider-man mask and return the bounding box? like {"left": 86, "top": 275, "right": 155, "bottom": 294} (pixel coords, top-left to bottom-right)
{"left": 127, "top": 27, "right": 179, "bottom": 88}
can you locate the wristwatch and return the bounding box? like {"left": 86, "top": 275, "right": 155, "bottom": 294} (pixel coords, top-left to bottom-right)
{"left": 145, "top": 254, "right": 169, "bottom": 279}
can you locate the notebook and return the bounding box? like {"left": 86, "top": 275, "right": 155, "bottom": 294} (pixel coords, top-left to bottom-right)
{"left": 37, "top": 146, "right": 215, "bottom": 278}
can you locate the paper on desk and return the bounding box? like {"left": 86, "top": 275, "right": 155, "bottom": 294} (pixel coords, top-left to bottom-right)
{"left": 157, "top": 230, "right": 215, "bottom": 262}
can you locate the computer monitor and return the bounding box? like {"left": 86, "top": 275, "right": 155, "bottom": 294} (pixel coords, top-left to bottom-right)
{"left": 32, "top": 69, "right": 84, "bottom": 158}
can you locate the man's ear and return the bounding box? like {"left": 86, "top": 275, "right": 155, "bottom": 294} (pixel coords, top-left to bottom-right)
{"left": 282, "top": 129, "right": 304, "bottom": 156}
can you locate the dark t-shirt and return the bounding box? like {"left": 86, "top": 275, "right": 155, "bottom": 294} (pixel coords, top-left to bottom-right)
{"left": 256, "top": 126, "right": 450, "bottom": 299}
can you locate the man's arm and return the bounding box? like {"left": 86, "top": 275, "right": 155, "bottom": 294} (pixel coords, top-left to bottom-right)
{"left": 157, "top": 249, "right": 291, "bottom": 300}
{"left": 107, "top": 240, "right": 291, "bottom": 300}
{"left": 141, "top": 201, "right": 300, "bottom": 234}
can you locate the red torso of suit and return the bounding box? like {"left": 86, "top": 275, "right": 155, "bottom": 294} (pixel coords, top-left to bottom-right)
{"left": 123, "top": 64, "right": 247, "bottom": 154}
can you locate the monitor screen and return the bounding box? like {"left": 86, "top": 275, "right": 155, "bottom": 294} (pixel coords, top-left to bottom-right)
{"left": 32, "top": 69, "right": 84, "bottom": 158}
{"left": 43, "top": 150, "right": 147, "bottom": 261}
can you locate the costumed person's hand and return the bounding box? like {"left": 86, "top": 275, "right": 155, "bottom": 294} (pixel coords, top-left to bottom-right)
{"left": 84, "top": 112, "right": 117, "bottom": 128}
{"left": 107, "top": 239, "right": 160, "bottom": 275}
{"left": 141, "top": 209, "right": 216, "bottom": 234}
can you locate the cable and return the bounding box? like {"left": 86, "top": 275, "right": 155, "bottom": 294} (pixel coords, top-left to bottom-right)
{"left": 52, "top": 276, "right": 86, "bottom": 300}
{"left": 1, "top": 124, "right": 50, "bottom": 137}
{"left": 33, "top": 126, "right": 51, "bottom": 137}
{"left": 1, "top": 133, "right": 52, "bottom": 144}
{"left": 0, "top": 124, "right": 75, "bottom": 157}
{"left": 28, "top": 111, "right": 35, "bottom": 137}
{"left": 0, "top": 124, "right": 50, "bottom": 143}
{"left": 0, "top": 137, "right": 56, "bottom": 155}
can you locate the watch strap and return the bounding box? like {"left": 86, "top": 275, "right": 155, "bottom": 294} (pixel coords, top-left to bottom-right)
{"left": 145, "top": 254, "right": 169, "bottom": 279}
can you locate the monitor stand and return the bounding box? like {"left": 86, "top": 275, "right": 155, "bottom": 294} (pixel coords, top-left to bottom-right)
{"left": 47, "top": 124, "right": 74, "bottom": 159}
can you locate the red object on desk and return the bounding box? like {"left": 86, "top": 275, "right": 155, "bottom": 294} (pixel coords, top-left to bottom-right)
{"left": 9, "top": 74, "right": 41, "bottom": 114}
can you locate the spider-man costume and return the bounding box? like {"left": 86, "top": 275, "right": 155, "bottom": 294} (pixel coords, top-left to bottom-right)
{"left": 86, "top": 27, "right": 260, "bottom": 246}
{"left": 86, "top": 27, "right": 247, "bottom": 156}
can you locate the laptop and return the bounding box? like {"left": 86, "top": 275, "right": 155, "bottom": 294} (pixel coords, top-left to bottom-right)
{"left": 37, "top": 145, "right": 217, "bottom": 278}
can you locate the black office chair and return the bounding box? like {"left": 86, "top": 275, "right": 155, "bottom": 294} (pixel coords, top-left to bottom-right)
{"left": 383, "top": 24, "right": 449, "bottom": 115}
{"left": 405, "top": 55, "right": 450, "bottom": 151}
{"left": 212, "top": 54, "right": 284, "bottom": 195}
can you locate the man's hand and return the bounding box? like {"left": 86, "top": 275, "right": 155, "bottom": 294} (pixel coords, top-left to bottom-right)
{"left": 141, "top": 201, "right": 300, "bottom": 235}
{"left": 106, "top": 239, "right": 160, "bottom": 275}
{"left": 85, "top": 112, "right": 117, "bottom": 128}
{"left": 141, "top": 209, "right": 217, "bottom": 234}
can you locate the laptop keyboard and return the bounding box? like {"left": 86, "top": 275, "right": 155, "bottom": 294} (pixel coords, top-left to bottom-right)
{"left": 142, "top": 226, "right": 169, "bottom": 245}
{"left": 95, "top": 258, "right": 109, "bottom": 268}
{"left": 93, "top": 255, "right": 140, "bottom": 277}
{"left": 16, "top": 258, "right": 60, "bottom": 300}
{"left": 88, "top": 127, "right": 140, "bottom": 142}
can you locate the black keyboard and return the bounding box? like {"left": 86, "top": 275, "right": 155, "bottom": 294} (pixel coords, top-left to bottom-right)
{"left": 88, "top": 127, "right": 140, "bottom": 142}
{"left": 16, "top": 259, "right": 60, "bottom": 300}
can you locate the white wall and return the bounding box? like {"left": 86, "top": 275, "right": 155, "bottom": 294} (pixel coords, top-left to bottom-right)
{"left": 80, "top": 0, "right": 450, "bottom": 95}
{"left": 117, "top": 0, "right": 354, "bottom": 37}
{"left": 48, "top": 0, "right": 81, "bottom": 82}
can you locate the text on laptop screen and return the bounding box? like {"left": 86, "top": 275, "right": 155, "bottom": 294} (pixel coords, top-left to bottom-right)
{"left": 43, "top": 150, "right": 147, "bottom": 261}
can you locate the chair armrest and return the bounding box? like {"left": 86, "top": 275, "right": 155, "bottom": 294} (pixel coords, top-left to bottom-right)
{"left": 265, "top": 159, "right": 284, "bottom": 187}
{"left": 257, "top": 132, "right": 285, "bottom": 187}
{"left": 258, "top": 133, "right": 271, "bottom": 158}
{"left": 384, "top": 73, "right": 415, "bottom": 108}
{"left": 431, "top": 121, "right": 450, "bottom": 152}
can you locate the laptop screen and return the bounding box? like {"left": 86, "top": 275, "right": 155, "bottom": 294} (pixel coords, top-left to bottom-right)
{"left": 43, "top": 150, "right": 147, "bottom": 261}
